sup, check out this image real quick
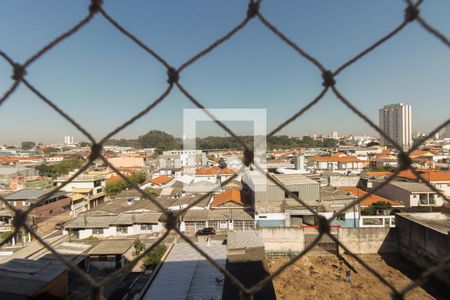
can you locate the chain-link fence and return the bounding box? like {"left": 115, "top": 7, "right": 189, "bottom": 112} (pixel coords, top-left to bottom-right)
{"left": 0, "top": 0, "right": 449, "bottom": 299}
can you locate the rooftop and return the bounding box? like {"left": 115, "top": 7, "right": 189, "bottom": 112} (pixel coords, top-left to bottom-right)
{"left": 227, "top": 231, "right": 264, "bottom": 250}
{"left": 388, "top": 180, "right": 437, "bottom": 193}
{"left": 272, "top": 173, "right": 318, "bottom": 186}
{"left": 309, "top": 155, "right": 362, "bottom": 163}
{"left": 88, "top": 239, "right": 134, "bottom": 255}
{"left": 143, "top": 243, "right": 226, "bottom": 300}
{"left": 397, "top": 212, "right": 450, "bottom": 235}
{"left": 0, "top": 259, "right": 66, "bottom": 297}
{"left": 339, "top": 187, "right": 403, "bottom": 207}
{"left": 4, "top": 188, "right": 66, "bottom": 203}
{"left": 211, "top": 189, "right": 243, "bottom": 207}
{"left": 149, "top": 175, "right": 173, "bottom": 185}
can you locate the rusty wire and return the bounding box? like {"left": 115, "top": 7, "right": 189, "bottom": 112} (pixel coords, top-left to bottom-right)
{"left": 0, "top": 0, "right": 449, "bottom": 299}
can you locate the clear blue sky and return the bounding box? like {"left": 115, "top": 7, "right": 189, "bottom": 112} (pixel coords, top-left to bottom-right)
{"left": 0, "top": 0, "right": 449, "bottom": 144}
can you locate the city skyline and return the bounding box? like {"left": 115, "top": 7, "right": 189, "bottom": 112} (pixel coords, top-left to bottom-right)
{"left": 1, "top": 0, "right": 449, "bottom": 144}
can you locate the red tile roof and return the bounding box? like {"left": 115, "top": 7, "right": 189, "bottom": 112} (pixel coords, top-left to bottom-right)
{"left": 410, "top": 150, "right": 435, "bottom": 157}
{"left": 339, "top": 187, "right": 403, "bottom": 207}
{"left": 196, "top": 166, "right": 220, "bottom": 176}
{"left": 309, "top": 156, "right": 362, "bottom": 163}
{"left": 363, "top": 171, "right": 392, "bottom": 177}
{"left": 220, "top": 167, "right": 235, "bottom": 175}
{"left": 196, "top": 166, "right": 234, "bottom": 176}
{"left": 211, "top": 189, "right": 242, "bottom": 207}
{"left": 397, "top": 170, "right": 450, "bottom": 182}
{"left": 149, "top": 175, "right": 173, "bottom": 185}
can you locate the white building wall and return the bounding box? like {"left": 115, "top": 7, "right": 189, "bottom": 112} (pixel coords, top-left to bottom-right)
{"left": 79, "top": 229, "right": 93, "bottom": 239}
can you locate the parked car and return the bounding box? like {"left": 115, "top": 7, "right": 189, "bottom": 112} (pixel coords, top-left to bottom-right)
{"left": 195, "top": 227, "right": 216, "bottom": 237}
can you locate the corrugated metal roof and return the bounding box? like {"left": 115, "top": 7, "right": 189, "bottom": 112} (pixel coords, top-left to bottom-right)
{"left": 183, "top": 209, "right": 253, "bottom": 221}
{"left": 64, "top": 215, "right": 117, "bottom": 229}
{"left": 88, "top": 240, "right": 134, "bottom": 255}
{"left": 389, "top": 181, "right": 436, "bottom": 193}
{"left": 143, "top": 243, "right": 226, "bottom": 300}
{"left": 110, "top": 212, "right": 161, "bottom": 225}
{"left": 4, "top": 188, "right": 65, "bottom": 202}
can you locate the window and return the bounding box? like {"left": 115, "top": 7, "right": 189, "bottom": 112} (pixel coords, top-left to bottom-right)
{"left": 93, "top": 228, "right": 104, "bottom": 234}
{"left": 419, "top": 194, "right": 428, "bottom": 205}
{"left": 185, "top": 221, "right": 206, "bottom": 232}
{"left": 284, "top": 191, "right": 299, "bottom": 199}
{"left": 140, "top": 224, "right": 152, "bottom": 231}
{"left": 117, "top": 226, "right": 128, "bottom": 233}
{"left": 429, "top": 195, "right": 436, "bottom": 205}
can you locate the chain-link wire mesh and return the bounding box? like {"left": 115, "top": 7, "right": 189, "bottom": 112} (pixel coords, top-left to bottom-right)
{"left": 0, "top": 0, "right": 449, "bottom": 299}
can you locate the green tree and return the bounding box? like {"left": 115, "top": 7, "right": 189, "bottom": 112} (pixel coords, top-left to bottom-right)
{"left": 320, "top": 138, "right": 338, "bottom": 148}
{"left": 133, "top": 239, "right": 146, "bottom": 256}
{"left": 299, "top": 136, "right": 316, "bottom": 148}
{"left": 43, "top": 147, "right": 60, "bottom": 155}
{"left": 52, "top": 157, "right": 84, "bottom": 176}
{"left": 105, "top": 172, "right": 148, "bottom": 197}
{"left": 105, "top": 180, "right": 128, "bottom": 197}
{"left": 129, "top": 171, "right": 147, "bottom": 185}
{"left": 138, "top": 130, "right": 180, "bottom": 152}
{"left": 144, "top": 187, "right": 159, "bottom": 198}
{"left": 142, "top": 244, "right": 167, "bottom": 270}
{"left": 35, "top": 164, "right": 54, "bottom": 177}
{"left": 361, "top": 201, "right": 392, "bottom": 216}
{"left": 79, "top": 141, "right": 91, "bottom": 147}
{"left": 21, "top": 141, "right": 36, "bottom": 149}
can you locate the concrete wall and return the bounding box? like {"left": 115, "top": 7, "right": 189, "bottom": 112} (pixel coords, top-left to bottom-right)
{"left": 337, "top": 227, "right": 397, "bottom": 254}
{"left": 258, "top": 228, "right": 304, "bottom": 252}
{"left": 257, "top": 227, "right": 397, "bottom": 254}
{"left": 328, "top": 175, "right": 360, "bottom": 187}
{"left": 396, "top": 215, "right": 450, "bottom": 285}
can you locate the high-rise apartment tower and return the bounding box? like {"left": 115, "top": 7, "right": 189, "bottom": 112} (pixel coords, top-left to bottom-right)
{"left": 379, "top": 103, "right": 412, "bottom": 149}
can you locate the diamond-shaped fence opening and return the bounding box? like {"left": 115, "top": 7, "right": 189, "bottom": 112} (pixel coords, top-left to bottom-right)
{"left": 0, "top": 0, "right": 449, "bottom": 299}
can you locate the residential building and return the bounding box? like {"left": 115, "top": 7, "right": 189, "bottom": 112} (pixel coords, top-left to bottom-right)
{"left": 242, "top": 172, "right": 320, "bottom": 227}
{"left": 308, "top": 155, "right": 367, "bottom": 174}
{"left": 159, "top": 150, "right": 207, "bottom": 169}
{"left": 107, "top": 156, "right": 146, "bottom": 169}
{"left": 209, "top": 189, "right": 247, "bottom": 209}
{"left": 142, "top": 175, "right": 173, "bottom": 188}
{"left": 87, "top": 240, "right": 134, "bottom": 272}
{"left": 373, "top": 180, "right": 444, "bottom": 207}
{"left": 64, "top": 135, "right": 74, "bottom": 145}
{"left": 2, "top": 188, "right": 71, "bottom": 223}
{"left": 63, "top": 212, "right": 163, "bottom": 239}
{"left": 180, "top": 209, "right": 254, "bottom": 232}
{"left": 378, "top": 103, "right": 412, "bottom": 149}
{"left": 396, "top": 169, "right": 450, "bottom": 198}
{"left": 54, "top": 173, "right": 106, "bottom": 210}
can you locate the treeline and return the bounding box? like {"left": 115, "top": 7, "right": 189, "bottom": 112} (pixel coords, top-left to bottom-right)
{"left": 105, "top": 130, "right": 338, "bottom": 152}
{"left": 35, "top": 157, "right": 85, "bottom": 178}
